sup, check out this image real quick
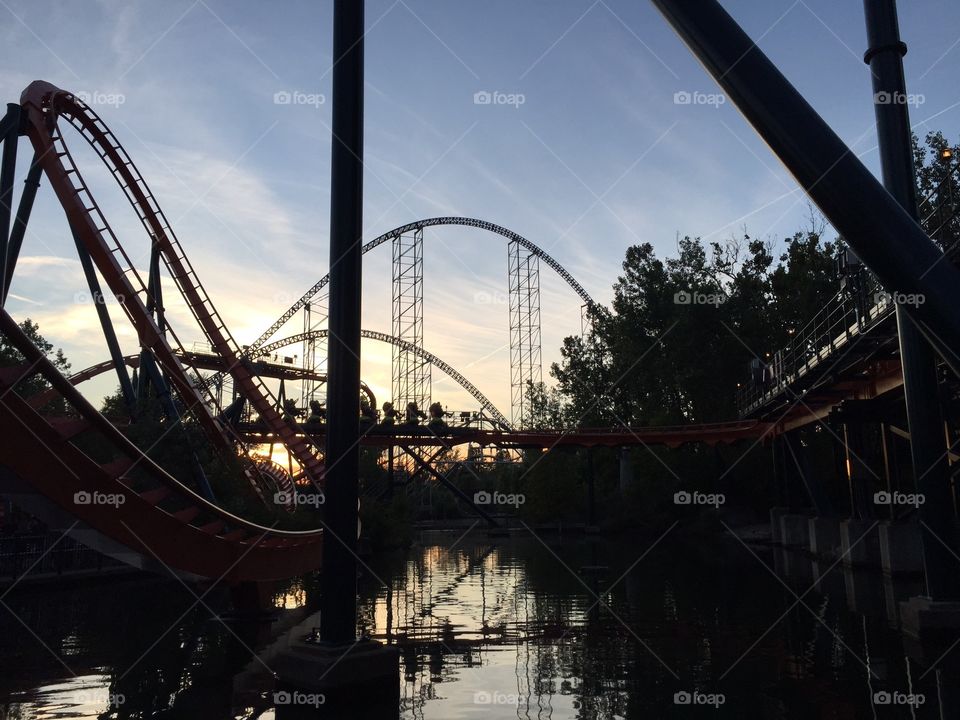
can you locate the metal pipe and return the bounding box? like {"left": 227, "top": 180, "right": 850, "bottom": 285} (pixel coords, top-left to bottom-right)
{"left": 650, "top": 0, "right": 960, "bottom": 375}
{"left": 321, "top": 0, "right": 365, "bottom": 646}
{"left": 865, "top": 0, "right": 960, "bottom": 599}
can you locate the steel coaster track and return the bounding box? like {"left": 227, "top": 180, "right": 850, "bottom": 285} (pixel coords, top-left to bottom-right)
{"left": 202, "top": 217, "right": 598, "bottom": 393}
{"left": 256, "top": 329, "right": 513, "bottom": 430}
{"left": 18, "top": 81, "right": 323, "bottom": 486}
{"left": 45, "top": 353, "right": 377, "bottom": 422}
{"left": 0, "top": 310, "right": 322, "bottom": 582}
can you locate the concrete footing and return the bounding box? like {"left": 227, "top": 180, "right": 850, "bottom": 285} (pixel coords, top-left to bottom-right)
{"left": 879, "top": 522, "right": 923, "bottom": 575}
{"left": 273, "top": 630, "right": 399, "bottom": 718}
{"left": 843, "top": 566, "right": 885, "bottom": 616}
{"left": 901, "top": 597, "right": 960, "bottom": 671}
{"left": 808, "top": 518, "right": 841, "bottom": 560}
{"left": 840, "top": 520, "right": 880, "bottom": 567}
{"left": 900, "top": 597, "right": 960, "bottom": 639}
{"left": 769, "top": 507, "right": 788, "bottom": 545}
{"left": 780, "top": 514, "right": 811, "bottom": 549}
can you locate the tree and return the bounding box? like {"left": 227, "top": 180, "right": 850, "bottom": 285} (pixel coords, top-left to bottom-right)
{"left": 0, "top": 318, "right": 71, "bottom": 415}
{"left": 913, "top": 131, "right": 960, "bottom": 249}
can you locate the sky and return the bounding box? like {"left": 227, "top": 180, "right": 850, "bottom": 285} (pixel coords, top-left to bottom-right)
{"left": 2, "top": 0, "right": 960, "bottom": 420}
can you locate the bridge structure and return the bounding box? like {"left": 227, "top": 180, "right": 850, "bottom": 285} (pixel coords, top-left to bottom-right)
{"left": 735, "top": 161, "right": 960, "bottom": 514}
{"left": 0, "top": 81, "right": 768, "bottom": 591}
{"left": 738, "top": 160, "right": 960, "bottom": 427}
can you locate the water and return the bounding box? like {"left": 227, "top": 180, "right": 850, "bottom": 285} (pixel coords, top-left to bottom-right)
{"left": 0, "top": 528, "right": 956, "bottom": 719}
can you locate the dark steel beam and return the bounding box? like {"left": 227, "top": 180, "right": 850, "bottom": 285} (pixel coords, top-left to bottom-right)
{"left": 865, "top": 0, "right": 959, "bottom": 599}
{"left": 321, "top": 0, "right": 365, "bottom": 645}
{"left": 0, "top": 103, "right": 20, "bottom": 303}
{"left": 401, "top": 446, "right": 500, "bottom": 527}
{"left": 2, "top": 153, "right": 42, "bottom": 306}
{"left": 650, "top": 0, "right": 960, "bottom": 375}
{"left": 71, "top": 224, "right": 137, "bottom": 417}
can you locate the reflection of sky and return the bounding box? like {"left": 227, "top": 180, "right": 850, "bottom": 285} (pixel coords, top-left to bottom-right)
{"left": 9, "top": 674, "right": 121, "bottom": 719}
{"left": 2, "top": 534, "right": 955, "bottom": 718}
{"left": 358, "top": 541, "right": 604, "bottom": 719}
{"left": 2, "top": 0, "right": 959, "bottom": 416}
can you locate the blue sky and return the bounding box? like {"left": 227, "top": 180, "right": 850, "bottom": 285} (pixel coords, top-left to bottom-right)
{"left": 2, "top": 0, "right": 959, "bottom": 417}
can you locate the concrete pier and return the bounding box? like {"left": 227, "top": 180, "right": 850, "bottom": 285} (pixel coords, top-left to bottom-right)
{"left": 779, "top": 513, "right": 811, "bottom": 549}
{"left": 879, "top": 522, "right": 923, "bottom": 575}
{"left": 769, "top": 507, "right": 789, "bottom": 545}
{"left": 808, "top": 517, "right": 841, "bottom": 560}
{"left": 840, "top": 520, "right": 880, "bottom": 567}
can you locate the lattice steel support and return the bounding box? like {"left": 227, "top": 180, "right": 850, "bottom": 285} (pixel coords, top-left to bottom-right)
{"left": 580, "top": 302, "right": 593, "bottom": 338}
{"left": 508, "top": 240, "right": 542, "bottom": 427}
{"left": 300, "top": 296, "right": 329, "bottom": 409}
{"left": 392, "top": 227, "right": 430, "bottom": 410}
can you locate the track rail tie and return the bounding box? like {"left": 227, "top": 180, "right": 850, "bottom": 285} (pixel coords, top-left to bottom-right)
{"left": 172, "top": 506, "right": 200, "bottom": 523}
{"left": 49, "top": 417, "right": 92, "bottom": 441}
{"left": 198, "top": 520, "right": 226, "bottom": 535}
{"left": 100, "top": 457, "right": 134, "bottom": 479}
{"left": 139, "top": 487, "right": 172, "bottom": 505}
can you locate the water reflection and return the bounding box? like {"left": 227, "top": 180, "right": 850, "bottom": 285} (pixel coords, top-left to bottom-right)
{"left": 0, "top": 530, "right": 957, "bottom": 718}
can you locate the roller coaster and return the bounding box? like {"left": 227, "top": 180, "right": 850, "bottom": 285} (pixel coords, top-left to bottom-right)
{"left": 0, "top": 81, "right": 768, "bottom": 587}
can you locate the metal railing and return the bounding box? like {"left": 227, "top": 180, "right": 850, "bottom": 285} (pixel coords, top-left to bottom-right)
{"left": 737, "top": 163, "right": 959, "bottom": 416}
{"left": 0, "top": 532, "right": 125, "bottom": 580}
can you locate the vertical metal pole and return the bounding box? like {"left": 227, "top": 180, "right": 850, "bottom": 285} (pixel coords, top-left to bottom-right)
{"left": 771, "top": 436, "right": 784, "bottom": 506}
{"left": 880, "top": 423, "right": 894, "bottom": 519}
{"left": 649, "top": 0, "right": 960, "bottom": 377}
{"left": 0, "top": 103, "right": 21, "bottom": 303}
{"left": 586, "top": 449, "right": 596, "bottom": 526}
{"left": 321, "top": 0, "right": 365, "bottom": 646}
{"left": 386, "top": 443, "right": 395, "bottom": 499}
{"left": 864, "top": 0, "right": 959, "bottom": 599}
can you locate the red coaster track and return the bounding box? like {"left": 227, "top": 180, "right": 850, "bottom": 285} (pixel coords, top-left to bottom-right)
{"left": 0, "top": 311, "right": 321, "bottom": 581}
{"left": 18, "top": 80, "right": 324, "bottom": 485}
{"left": 0, "top": 81, "right": 326, "bottom": 581}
